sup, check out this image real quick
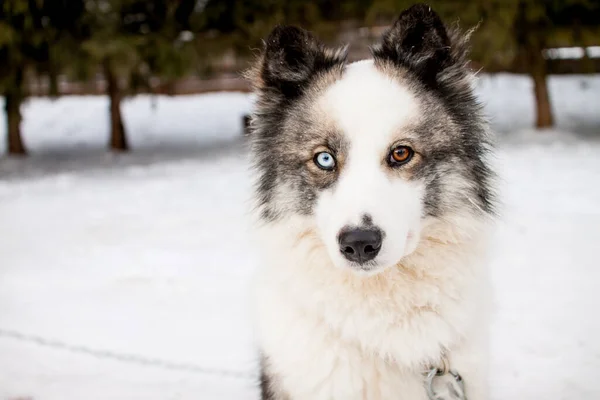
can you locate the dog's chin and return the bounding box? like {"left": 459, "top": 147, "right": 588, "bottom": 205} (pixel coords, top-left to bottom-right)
{"left": 331, "top": 248, "right": 419, "bottom": 277}
{"left": 348, "top": 262, "right": 389, "bottom": 277}
{"left": 332, "top": 257, "right": 397, "bottom": 277}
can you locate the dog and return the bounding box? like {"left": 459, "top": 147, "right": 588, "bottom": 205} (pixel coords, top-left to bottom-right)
{"left": 246, "top": 4, "right": 496, "bottom": 399}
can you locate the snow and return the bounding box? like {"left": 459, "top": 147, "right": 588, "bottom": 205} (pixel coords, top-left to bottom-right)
{"left": 476, "top": 73, "right": 600, "bottom": 136}
{"left": 1, "top": 74, "right": 599, "bottom": 400}
{"left": 0, "top": 92, "right": 252, "bottom": 155}
{"left": 0, "top": 157, "right": 259, "bottom": 399}
{"left": 543, "top": 46, "right": 600, "bottom": 60}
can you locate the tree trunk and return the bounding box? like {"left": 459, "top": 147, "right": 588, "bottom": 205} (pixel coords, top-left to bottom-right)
{"left": 531, "top": 68, "right": 553, "bottom": 128}
{"left": 530, "top": 50, "right": 554, "bottom": 129}
{"left": 48, "top": 62, "right": 59, "bottom": 98}
{"left": 103, "top": 58, "right": 129, "bottom": 152}
{"left": 581, "top": 47, "right": 594, "bottom": 74}
{"left": 5, "top": 70, "right": 27, "bottom": 156}
{"left": 515, "top": 1, "right": 554, "bottom": 130}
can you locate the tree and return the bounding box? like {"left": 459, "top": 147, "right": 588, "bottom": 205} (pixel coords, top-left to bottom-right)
{"left": 0, "top": 0, "right": 85, "bottom": 156}
{"left": 0, "top": 0, "right": 36, "bottom": 155}
{"left": 0, "top": 0, "right": 51, "bottom": 155}
{"left": 78, "top": 0, "right": 201, "bottom": 152}
{"left": 515, "top": 1, "right": 555, "bottom": 128}
{"left": 123, "top": 0, "right": 201, "bottom": 94}
{"left": 197, "top": 0, "right": 370, "bottom": 59}
{"left": 78, "top": 0, "right": 140, "bottom": 152}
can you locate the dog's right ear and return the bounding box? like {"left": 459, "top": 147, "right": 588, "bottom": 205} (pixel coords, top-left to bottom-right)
{"left": 372, "top": 4, "right": 453, "bottom": 88}
{"left": 253, "top": 26, "right": 347, "bottom": 99}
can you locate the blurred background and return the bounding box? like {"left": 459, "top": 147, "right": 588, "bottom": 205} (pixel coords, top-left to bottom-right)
{"left": 0, "top": 1, "right": 599, "bottom": 399}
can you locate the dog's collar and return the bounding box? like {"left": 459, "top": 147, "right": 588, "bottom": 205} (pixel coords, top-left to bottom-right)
{"left": 424, "top": 356, "right": 467, "bottom": 400}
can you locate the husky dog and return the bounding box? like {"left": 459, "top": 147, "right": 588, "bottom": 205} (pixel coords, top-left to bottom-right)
{"left": 247, "top": 4, "right": 496, "bottom": 400}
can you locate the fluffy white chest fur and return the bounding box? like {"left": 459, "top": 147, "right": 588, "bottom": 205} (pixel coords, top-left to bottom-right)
{"left": 252, "top": 216, "right": 492, "bottom": 400}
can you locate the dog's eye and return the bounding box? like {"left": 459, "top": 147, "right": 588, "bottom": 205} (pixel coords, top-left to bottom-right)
{"left": 389, "top": 146, "right": 414, "bottom": 166}
{"left": 314, "top": 151, "right": 336, "bottom": 171}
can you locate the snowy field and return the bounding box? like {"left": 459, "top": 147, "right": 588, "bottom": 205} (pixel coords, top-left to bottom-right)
{"left": 0, "top": 74, "right": 599, "bottom": 400}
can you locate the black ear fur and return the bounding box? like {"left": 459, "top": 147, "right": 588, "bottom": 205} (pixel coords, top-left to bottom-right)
{"left": 260, "top": 26, "right": 347, "bottom": 99}
{"left": 372, "top": 4, "right": 453, "bottom": 87}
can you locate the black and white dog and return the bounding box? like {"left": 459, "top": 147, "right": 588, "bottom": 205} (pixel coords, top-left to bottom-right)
{"left": 247, "top": 4, "right": 496, "bottom": 399}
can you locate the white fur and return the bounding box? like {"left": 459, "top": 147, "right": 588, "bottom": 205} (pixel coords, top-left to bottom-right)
{"left": 251, "top": 61, "right": 492, "bottom": 399}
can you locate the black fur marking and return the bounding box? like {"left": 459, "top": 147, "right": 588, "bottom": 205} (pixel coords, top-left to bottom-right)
{"left": 423, "top": 172, "right": 442, "bottom": 217}
{"left": 411, "top": 115, "right": 495, "bottom": 218}
{"left": 260, "top": 370, "right": 276, "bottom": 400}
{"left": 372, "top": 4, "right": 452, "bottom": 88}
{"left": 260, "top": 357, "right": 280, "bottom": 400}
{"left": 262, "top": 26, "right": 347, "bottom": 100}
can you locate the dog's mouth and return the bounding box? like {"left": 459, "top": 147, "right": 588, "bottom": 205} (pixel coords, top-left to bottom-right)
{"left": 348, "top": 262, "right": 386, "bottom": 275}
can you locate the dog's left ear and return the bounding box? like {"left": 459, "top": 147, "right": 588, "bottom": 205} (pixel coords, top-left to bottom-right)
{"left": 372, "top": 4, "right": 454, "bottom": 87}
{"left": 252, "top": 26, "right": 347, "bottom": 99}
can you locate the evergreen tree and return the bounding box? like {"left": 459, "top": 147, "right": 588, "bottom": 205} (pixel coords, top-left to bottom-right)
{"left": 124, "top": 0, "right": 200, "bottom": 94}
{"left": 78, "top": 0, "right": 200, "bottom": 151}
{"left": 0, "top": 0, "right": 30, "bottom": 155}
{"left": 197, "top": 0, "right": 372, "bottom": 61}
{"left": 0, "top": 0, "right": 85, "bottom": 155}
{"left": 78, "top": 0, "right": 140, "bottom": 152}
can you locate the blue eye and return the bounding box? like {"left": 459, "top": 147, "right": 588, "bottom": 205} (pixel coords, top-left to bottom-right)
{"left": 314, "top": 151, "right": 336, "bottom": 170}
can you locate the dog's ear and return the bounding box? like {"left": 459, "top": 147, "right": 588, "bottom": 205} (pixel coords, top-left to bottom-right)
{"left": 257, "top": 26, "right": 347, "bottom": 99}
{"left": 372, "top": 4, "right": 453, "bottom": 87}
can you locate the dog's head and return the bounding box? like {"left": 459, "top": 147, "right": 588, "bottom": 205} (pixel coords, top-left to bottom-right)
{"left": 248, "top": 4, "right": 494, "bottom": 274}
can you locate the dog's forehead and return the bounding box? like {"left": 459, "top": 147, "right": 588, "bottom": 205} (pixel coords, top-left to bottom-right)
{"left": 316, "top": 60, "right": 420, "bottom": 144}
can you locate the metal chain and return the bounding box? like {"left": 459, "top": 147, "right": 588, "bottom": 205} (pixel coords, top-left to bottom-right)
{"left": 0, "top": 328, "right": 257, "bottom": 381}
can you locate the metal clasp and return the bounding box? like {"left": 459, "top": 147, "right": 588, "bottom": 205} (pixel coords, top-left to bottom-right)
{"left": 425, "top": 367, "right": 467, "bottom": 400}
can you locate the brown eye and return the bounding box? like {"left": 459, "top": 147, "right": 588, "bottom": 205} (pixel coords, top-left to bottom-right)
{"left": 389, "top": 146, "right": 414, "bottom": 166}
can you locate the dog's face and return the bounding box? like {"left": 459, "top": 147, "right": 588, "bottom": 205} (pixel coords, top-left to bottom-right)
{"left": 311, "top": 61, "right": 426, "bottom": 272}
{"left": 249, "top": 4, "right": 494, "bottom": 274}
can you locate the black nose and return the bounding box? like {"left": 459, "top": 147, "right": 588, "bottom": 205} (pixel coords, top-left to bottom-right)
{"left": 338, "top": 228, "right": 382, "bottom": 264}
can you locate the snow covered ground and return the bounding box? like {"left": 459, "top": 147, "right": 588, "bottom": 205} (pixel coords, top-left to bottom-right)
{"left": 0, "top": 74, "right": 599, "bottom": 400}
